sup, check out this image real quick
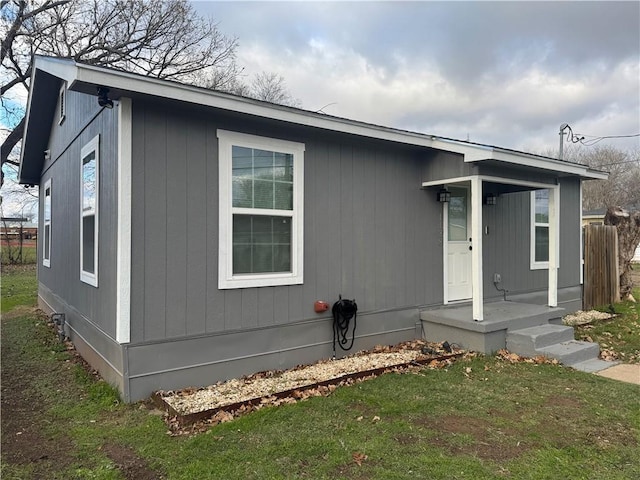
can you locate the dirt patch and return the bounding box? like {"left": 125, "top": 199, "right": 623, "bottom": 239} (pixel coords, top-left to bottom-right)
{"left": 2, "top": 311, "right": 167, "bottom": 478}
{"left": 417, "top": 415, "right": 528, "bottom": 462}
{"left": 1, "top": 314, "right": 76, "bottom": 476}
{"left": 102, "top": 443, "right": 162, "bottom": 480}
{"left": 0, "top": 304, "right": 39, "bottom": 320}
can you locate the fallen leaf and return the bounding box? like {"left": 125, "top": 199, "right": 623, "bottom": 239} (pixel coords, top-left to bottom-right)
{"left": 352, "top": 452, "right": 368, "bottom": 466}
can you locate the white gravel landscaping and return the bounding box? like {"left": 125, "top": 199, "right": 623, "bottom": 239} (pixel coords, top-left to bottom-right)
{"left": 160, "top": 349, "right": 431, "bottom": 416}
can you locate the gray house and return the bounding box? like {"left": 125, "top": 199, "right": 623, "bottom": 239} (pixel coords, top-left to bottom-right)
{"left": 19, "top": 56, "right": 606, "bottom": 402}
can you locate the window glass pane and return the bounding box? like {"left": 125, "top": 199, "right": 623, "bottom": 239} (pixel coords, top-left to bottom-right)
{"left": 253, "top": 149, "right": 273, "bottom": 180}
{"left": 44, "top": 225, "right": 50, "bottom": 260}
{"left": 44, "top": 188, "right": 51, "bottom": 222}
{"left": 273, "top": 153, "right": 293, "bottom": 181}
{"left": 82, "top": 152, "right": 96, "bottom": 212}
{"left": 273, "top": 245, "right": 291, "bottom": 272}
{"left": 535, "top": 190, "right": 549, "bottom": 224}
{"left": 448, "top": 188, "right": 467, "bottom": 241}
{"left": 83, "top": 215, "right": 95, "bottom": 273}
{"left": 232, "top": 215, "right": 291, "bottom": 274}
{"left": 233, "top": 244, "right": 252, "bottom": 274}
{"left": 253, "top": 179, "right": 274, "bottom": 209}
{"left": 252, "top": 215, "right": 273, "bottom": 244}
{"left": 535, "top": 226, "right": 549, "bottom": 262}
{"left": 231, "top": 145, "right": 293, "bottom": 211}
{"left": 232, "top": 177, "right": 252, "bottom": 208}
{"left": 274, "top": 182, "right": 293, "bottom": 210}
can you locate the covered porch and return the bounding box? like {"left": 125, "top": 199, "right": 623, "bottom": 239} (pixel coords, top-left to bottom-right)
{"left": 417, "top": 141, "right": 606, "bottom": 356}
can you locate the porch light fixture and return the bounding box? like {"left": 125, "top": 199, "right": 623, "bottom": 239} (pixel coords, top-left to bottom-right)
{"left": 485, "top": 193, "right": 497, "bottom": 205}
{"left": 437, "top": 188, "right": 451, "bottom": 203}
{"left": 97, "top": 86, "right": 113, "bottom": 109}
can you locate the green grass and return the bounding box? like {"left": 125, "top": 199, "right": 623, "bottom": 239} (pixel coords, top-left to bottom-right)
{"left": 1, "top": 244, "right": 37, "bottom": 265}
{"left": 574, "top": 287, "right": 640, "bottom": 363}
{"left": 1, "top": 264, "right": 38, "bottom": 313}
{"left": 2, "top": 268, "right": 640, "bottom": 479}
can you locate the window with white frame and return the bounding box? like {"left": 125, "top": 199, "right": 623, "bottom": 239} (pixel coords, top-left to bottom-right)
{"left": 80, "top": 135, "right": 99, "bottom": 286}
{"left": 58, "top": 83, "right": 66, "bottom": 125}
{"left": 218, "top": 130, "right": 304, "bottom": 289}
{"left": 43, "top": 179, "right": 52, "bottom": 267}
{"left": 530, "top": 189, "right": 549, "bottom": 269}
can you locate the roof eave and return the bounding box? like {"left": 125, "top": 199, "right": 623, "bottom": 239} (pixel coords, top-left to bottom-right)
{"left": 20, "top": 57, "right": 610, "bottom": 184}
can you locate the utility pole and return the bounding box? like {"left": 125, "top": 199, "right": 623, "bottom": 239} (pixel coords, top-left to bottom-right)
{"left": 559, "top": 123, "right": 569, "bottom": 160}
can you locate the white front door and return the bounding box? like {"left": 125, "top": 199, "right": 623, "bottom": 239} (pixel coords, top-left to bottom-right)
{"left": 446, "top": 185, "right": 472, "bottom": 301}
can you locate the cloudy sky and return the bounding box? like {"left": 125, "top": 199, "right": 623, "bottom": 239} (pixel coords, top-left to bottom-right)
{"left": 194, "top": 1, "right": 640, "bottom": 154}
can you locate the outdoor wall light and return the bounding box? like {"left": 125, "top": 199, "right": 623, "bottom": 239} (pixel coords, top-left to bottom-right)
{"left": 97, "top": 86, "right": 114, "bottom": 109}
{"left": 437, "top": 188, "right": 451, "bottom": 203}
{"left": 485, "top": 193, "right": 497, "bottom": 205}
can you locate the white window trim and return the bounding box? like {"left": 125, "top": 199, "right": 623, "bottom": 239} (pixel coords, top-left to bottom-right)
{"left": 80, "top": 134, "right": 99, "bottom": 287}
{"left": 43, "top": 178, "right": 52, "bottom": 268}
{"left": 530, "top": 189, "right": 549, "bottom": 270}
{"left": 218, "top": 129, "right": 304, "bottom": 289}
{"left": 58, "top": 83, "right": 66, "bottom": 125}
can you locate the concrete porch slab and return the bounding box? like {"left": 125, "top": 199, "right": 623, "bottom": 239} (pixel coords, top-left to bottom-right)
{"left": 420, "top": 301, "right": 565, "bottom": 354}
{"left": 420, "top": 301, "right": 565, "bottom": 333}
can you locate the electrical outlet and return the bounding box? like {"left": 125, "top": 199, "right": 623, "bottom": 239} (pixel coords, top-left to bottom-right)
{"left": 493, "top": 273, "right": 501, "bottom": 283}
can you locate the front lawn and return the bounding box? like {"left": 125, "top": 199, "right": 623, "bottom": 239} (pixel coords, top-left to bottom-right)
{"left": 2, "top": 268, "right": 639, "bottom": 480}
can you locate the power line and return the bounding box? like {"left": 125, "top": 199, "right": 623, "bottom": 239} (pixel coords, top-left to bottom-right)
{"left": 578, "top": 133, "right": 640, "bottom": 146}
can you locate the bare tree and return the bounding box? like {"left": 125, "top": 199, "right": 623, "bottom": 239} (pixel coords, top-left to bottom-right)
{"left": 604, "top": 207, "right": 640, "bottom": 301}
{"left": 246, "top": 71, "right": 301, "bottom": 107}
{"left": 564, "top": 146, "right": 640, "bottom": 210}
{"left": 1, "top": 0, "right": 241, "bottom": 172}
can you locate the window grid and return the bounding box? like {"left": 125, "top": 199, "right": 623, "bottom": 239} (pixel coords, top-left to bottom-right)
{"left": 218, "top": 130, "right": 304, "bottom": 289}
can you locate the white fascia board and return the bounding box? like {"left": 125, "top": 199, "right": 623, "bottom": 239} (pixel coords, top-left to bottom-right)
{"left": 423, "top": 175, "right": 556, "bottom": 190}
{"left": 33, "top": 56, "right": 81, "bottom": 83}
{"left": 73, "top": 64, "right": 444, "bottom": 148}
{"left": 49, "top": 58, "right": 608, "bottom": 181}
{"left": 463, "top": 146, "right": 609, "bottom": 179}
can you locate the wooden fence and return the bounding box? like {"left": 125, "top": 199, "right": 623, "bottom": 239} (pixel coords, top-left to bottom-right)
{"left": 583, "top": 224, "right": 619, "bottom": 310}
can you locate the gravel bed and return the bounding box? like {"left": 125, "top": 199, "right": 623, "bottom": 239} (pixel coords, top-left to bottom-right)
{"left": 563, "top": 310, "right": 615, "bottom": 326}
{"left": 161, "top": 350, "right": 426, "bottom": 416}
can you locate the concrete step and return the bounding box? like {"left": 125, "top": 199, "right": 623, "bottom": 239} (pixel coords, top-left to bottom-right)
{"left": 538, "top": 340, "right": 600, "bottom": 366}
{"left": 571, "top": 358, "right": 619, "bottom": 373}
{"left": 506, "top": 324, "right": 576, "bottom": 357}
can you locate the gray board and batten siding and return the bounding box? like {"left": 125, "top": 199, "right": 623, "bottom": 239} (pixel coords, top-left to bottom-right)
{"left": 35, "top": 86, "right": 583, "bottom": 402}
{"left": 123, "top": 98, "right": 583, "bottom": 401}
{"left": 125, "top": 98, "right": 443, "bottom": 400}
{"left": 37, "top": 88, "right": 125, "bottom": 393}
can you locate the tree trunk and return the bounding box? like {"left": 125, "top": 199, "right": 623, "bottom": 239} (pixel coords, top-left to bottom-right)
{"left": 604, "top": 207, "right": 640, "bottom": 301}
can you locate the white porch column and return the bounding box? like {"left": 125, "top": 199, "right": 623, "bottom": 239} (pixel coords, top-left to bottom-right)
{"left": 471, "top": 176, "right": 484, "bottom": 321}
{"left": 548, "top": 185, "right": 560, "bottom": 307}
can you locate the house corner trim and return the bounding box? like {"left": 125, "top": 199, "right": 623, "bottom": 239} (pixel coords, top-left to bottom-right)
{"left": 116, "top": 98, "right": 132, "bottom": 344}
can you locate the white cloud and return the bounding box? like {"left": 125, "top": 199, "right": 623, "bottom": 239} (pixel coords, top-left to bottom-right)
{"left": 196, "top": 1, "right": 640, "bottom": 154}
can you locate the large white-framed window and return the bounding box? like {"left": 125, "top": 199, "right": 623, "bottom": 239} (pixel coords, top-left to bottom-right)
{"left": 58, "top": 82, "right": 66, "bottom": 125}
{"left": 530, "top": 189, "right": 549, "bottom": 269}
{"left": 80, "top": 135, "right": 99, "bottom": 287}
{"left": 218, "top": 129, "right": 304, "bottom": 289}
{"left": 43, "top": 178, "right": 52, "bottom": 267}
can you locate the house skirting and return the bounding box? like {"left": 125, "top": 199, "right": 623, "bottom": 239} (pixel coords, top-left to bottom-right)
{"left": 38, "top": 286, "right": 126, "bottom": 397}
{"left": 124, "top": 307, "right": 421, "bottom": 402}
